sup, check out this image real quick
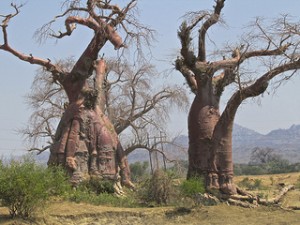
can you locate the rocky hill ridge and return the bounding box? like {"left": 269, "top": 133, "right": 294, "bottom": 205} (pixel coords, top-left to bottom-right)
{"left": 128, "top": 124, "right": 300, "bottom": 164}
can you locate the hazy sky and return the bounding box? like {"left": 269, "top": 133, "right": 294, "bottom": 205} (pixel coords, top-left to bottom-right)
{"left": 1, "top": 0, "right": 300, "bottom": 157}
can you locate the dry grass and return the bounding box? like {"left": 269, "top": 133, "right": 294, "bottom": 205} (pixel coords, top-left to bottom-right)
{"left": 0, "top": 172, "right": 299, "bottom": 225}
{"left": 235, "top": 172, "right": 300, "bottom": 200}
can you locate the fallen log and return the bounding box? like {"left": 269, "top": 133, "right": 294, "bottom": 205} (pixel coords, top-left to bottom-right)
{"left": 227, "top": 198, "right": 257, "bottom": 208}
{"left": 258, "top": 185, "right": 294, "bottom": 205}
{"left": 286, "top": 206, "right": 300, "bottom": 210}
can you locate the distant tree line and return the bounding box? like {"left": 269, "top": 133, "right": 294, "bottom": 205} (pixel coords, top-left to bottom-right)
{"left": 234, "top": 147, "right": 300, "bottom": 175}
{"left": 129, "top": 147, "right": 300, "bottom": 180}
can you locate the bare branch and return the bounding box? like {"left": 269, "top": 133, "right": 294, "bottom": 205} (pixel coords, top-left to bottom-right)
{"left": 0, "top": 43, "right": 64, "bottom": 76}
{"left": 198, "top": 0, "right": 225, "bottom": 61}
{"left": 219, "top": 59, "right": 300, "bottom": 132}
{"left": 51, "top": 16, "right": 99, "bottom": 38}
{"left": 175, "top": 59, "right": 198, "bottom": 93}
{"left": 0, "top": 3, "right": 22, "bottom": 27}
{"left": 28, "top": 145, "right": 51, "bottom": 155}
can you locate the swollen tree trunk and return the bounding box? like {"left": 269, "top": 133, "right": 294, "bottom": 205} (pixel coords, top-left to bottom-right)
{"left": 210, "top": 112, "right": 236, "bottom": 194}
{"left": 186, "top": 76, "right": 237, "bottom": 194}
{"left": 48, "top": 58, "right": 133, "bottom": 188}
{"left": 187, "top": 80, "right": 219, "bottom": 179}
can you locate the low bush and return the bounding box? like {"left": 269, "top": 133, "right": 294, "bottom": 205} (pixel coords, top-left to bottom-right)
{"left": 67, "top": 176, "right": 137, "bottom": 207}
{"left": 180, "top": 177, "right": 205, "bottom": 199}
{"left": 0, "top": 156, "right": 71, "bottom": 218}
{"left": 77, "top": 177, "right": 115, "bottom": 194}
{"left": 68, "top": 190, "right": 137, "bottom": 207}
{"left": 130, "top": 161, "right": 149, "bottom": 182}
{"left": 137, "top": 169, "right": 174, "bottom": 205}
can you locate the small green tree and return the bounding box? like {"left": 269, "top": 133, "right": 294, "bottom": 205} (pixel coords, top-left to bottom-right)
{"left": 180, "top": 177, "right": 205, "bottom": 206}
{"left": 77, "top": 177, "right": 115, "bottom": 195}
{"left": 0, "top": 156, "right": 70, "bottom": 218}
{"left": 130, "top": 161, "right": 149, "bottom": 182}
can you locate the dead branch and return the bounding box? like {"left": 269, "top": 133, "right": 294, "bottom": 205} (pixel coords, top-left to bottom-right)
{"left": 224, "top": 184, "right": 295, "bottom": 208}
{"left": 28, "top": 145, "right": 51, "bottom": 155}
{"left": 114, "top": 88, "right": 180, "bottom": 134}
{"left": 0, "top": 5, "right": 65, "bottom": 78}
{"left": 286, "top": 206, "right": 300, "bottom": 210}
{"left": 0, "top": 43, "right": 63, "bottom": 78}
{"left": 227, "top": 198, "right": 258, "bottom": 208}
{"left": 0, "top": 3, "right": 21, "bottom": 27}
{"left": 258, "top": 185, "right": 294, "bottom": 205}
{"left": 124, "top": 143, "right": 177, "bottom": 164}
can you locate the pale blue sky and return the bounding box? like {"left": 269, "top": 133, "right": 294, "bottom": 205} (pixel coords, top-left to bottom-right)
{"left": 1, "top": 0, "right": 300, "bottom": 156}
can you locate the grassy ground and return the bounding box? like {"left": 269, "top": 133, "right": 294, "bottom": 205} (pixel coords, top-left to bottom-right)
{"left": 0, "top": 172, "right": 299, "bottom": 225}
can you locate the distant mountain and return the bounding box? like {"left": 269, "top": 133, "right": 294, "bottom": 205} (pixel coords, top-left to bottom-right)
{"left": 232, "top": 124, "right": 264, "bottom": 146}
{"left": 128, "top": 124, "right": 300, "bottom": 164}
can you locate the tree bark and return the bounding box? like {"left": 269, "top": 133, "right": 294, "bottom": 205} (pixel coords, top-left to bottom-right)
{"left": 187, "top": 79, "right": 222, "bottom": 190}
{"left": 48, "top": 59, "right": 133, "bottom": 188}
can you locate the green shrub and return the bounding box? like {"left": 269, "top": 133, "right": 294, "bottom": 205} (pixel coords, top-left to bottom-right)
{"left": 130, "top": 161, "right": 149, "bottom": 182}
{"left": 67, "top": 176, "right": 137, "bottom": 207}
{"left": 68, "top": 188, "right": 137, "bottom": 207}
{"left": 77, "top": 177, "right": 115, "bottom": 194}
{"left": 180, "top": 177, "right": 205, "bottom": 198}
{"left": 178, "top": 177, "right": 205, "bottom": 206}
{"left": 0, "top": 156, "right": 71, "bottom": 218}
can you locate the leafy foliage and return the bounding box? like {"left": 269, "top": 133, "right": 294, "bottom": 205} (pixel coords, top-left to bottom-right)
{"left": 180, "top": 177, "right": 205, "bottom": 198}
{"left": 234, "top": 162, "right": 300, "bottom": 175}
{"left": 68, "top": 191, "right": 137, "bottom": 207}
{"left": 77, "top": 177, "right": 115, "bottom": 195}
{"left": 67, "top": 177, "right": 138, "bottom": 207}
{"left": 130, "top": 161, "right": 149, "bottom": 182}
{"left": 0, "top": 156, "right": 71, "bottom": 218}
{"left": 234, "top": 148, "right": 300, "bottom": 175}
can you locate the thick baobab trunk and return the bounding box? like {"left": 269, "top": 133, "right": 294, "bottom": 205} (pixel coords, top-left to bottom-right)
{"left": 210, "top": 120, "right": 236, "bottom": 194}
{"left": 187, "top": 79, "right": 237, "bottom": 195}
{"left": 48, "top": 59, "right": 133, "bottom": 189}
{"left": 187, "top": 83, "right": 220, "bottom": 185}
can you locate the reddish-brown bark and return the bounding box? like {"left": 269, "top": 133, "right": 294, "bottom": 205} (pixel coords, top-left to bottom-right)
{"left": 48, "top": 58, "right": 133, "bottom": 187}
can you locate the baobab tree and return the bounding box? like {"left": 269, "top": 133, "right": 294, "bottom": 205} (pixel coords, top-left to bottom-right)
{"left": 22, "top": 58, "right": 188, "bottom": 160}
{"left": 0, "top": 0, "right": 154, "bottom": 189}
{"left": 176, "top": 0, "right": 300, "bottom": 194}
